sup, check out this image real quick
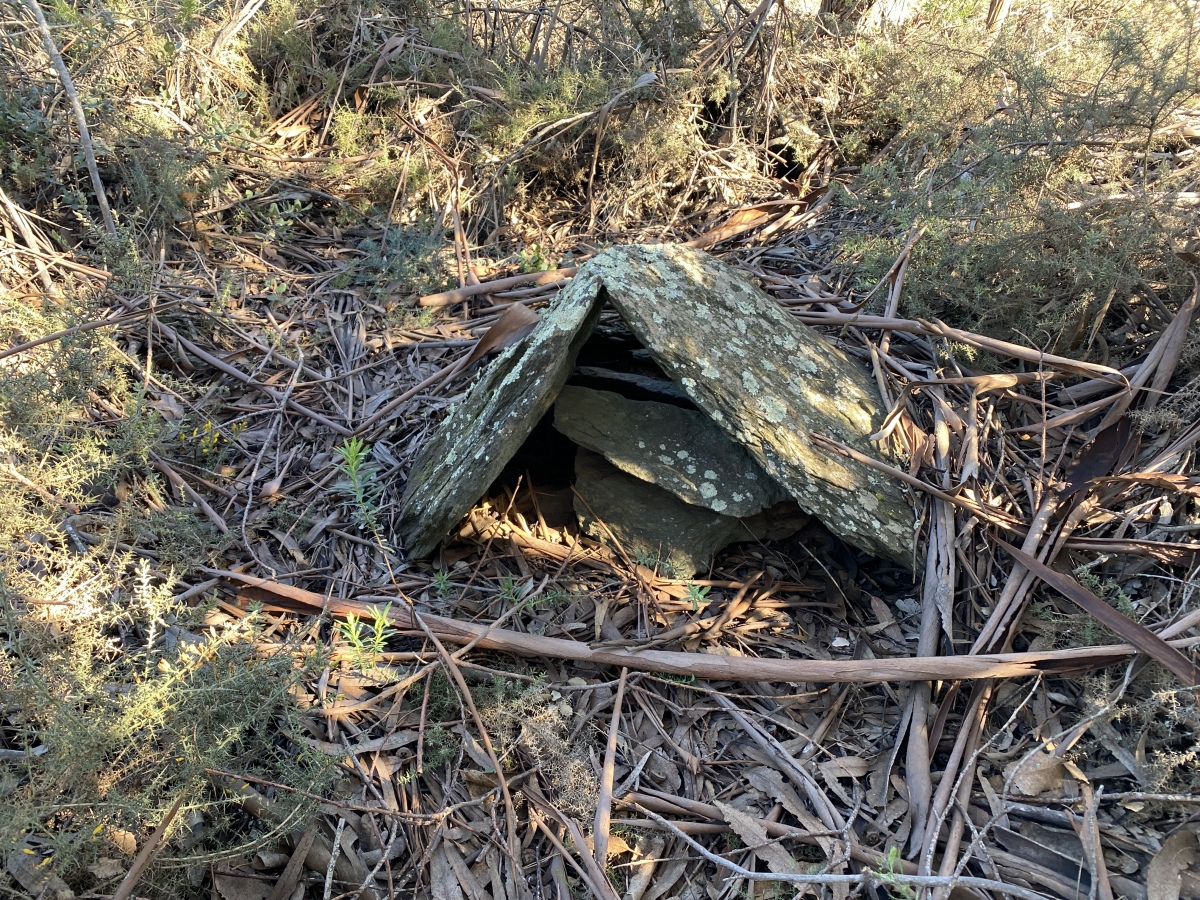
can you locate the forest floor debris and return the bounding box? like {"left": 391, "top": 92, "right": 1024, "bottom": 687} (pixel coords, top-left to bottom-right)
{"left": 3, "top": 0, "right": 1200, "bottom": 899}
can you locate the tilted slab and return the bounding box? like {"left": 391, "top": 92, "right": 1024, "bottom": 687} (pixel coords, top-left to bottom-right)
{"left": 591, "top": 244, "right": 914, "bottom": 565}
{"left": 398, "top": 245, "right": 913, "bottom": 564}
{"left": 397, "top": 270, "right": 605, "bottom": 558}
{"left": 554, "top": 385, "right": 787, "bottom": 518}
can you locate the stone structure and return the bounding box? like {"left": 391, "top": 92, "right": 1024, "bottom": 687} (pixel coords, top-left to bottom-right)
{"left": 398, "top": 245, "right": 914, "bottom": 567}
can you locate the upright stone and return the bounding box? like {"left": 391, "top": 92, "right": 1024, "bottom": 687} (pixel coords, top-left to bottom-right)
{"left": 593, "top": 244, "right": 914, "bottom": 565}
{"left": 397, "top": 271, "right": 605, "bottom": 557}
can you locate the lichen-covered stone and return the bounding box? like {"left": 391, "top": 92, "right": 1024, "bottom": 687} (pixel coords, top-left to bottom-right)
{"left": 398, "top": 244, "right": 913, "bottom": 565}
{"left": 397, "top": 271, "right": 605, "bottom": 557}
{"left": 554, "top": 385, "right": 787, "bottom": 517}
{"left": 591, "top": 244, "right": 914, "bottom": 565}
{"left": 573, "top": 450, "right": 808, "bottom": 577}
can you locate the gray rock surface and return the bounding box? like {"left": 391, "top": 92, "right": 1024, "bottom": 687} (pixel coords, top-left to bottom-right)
{"left": 573, "top": 450, "right": 808, "bottom": 577}
{"left": 592, "top": 244, "right": 914, "bottom": 565}
{"left": 398, "top": 244, "right": 913, "bottom": 565}
{"left": 554, "top": 385, "right": 787, "bottom": 518}
{"left": 397, "top": 270, "right": 604, "bottom": 558}
{"left": 572, "top": 366, "right": 690, "bottom": 403}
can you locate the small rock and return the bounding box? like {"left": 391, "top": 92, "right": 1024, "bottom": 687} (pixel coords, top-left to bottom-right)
{"left": 573, "top": 450, "right": 807, "bottom": 577}
{"left": 554, "top": 385, "right": 786, "bottom": 517}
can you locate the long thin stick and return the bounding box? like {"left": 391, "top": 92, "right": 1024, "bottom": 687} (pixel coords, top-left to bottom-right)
{"left": 420, "top": 266, "right": 579, "bottom": 307}
{"left": 111, "top": 794, "right": 185, "bottom": 900}
{"left": 224, "top": 572, "right": 1199, "bottom": 684}
{"left": 592, "top": 667, "right": 628, "bottom": 866}
{"left": 20, "top": 0, "right": 116, "bottom": 236}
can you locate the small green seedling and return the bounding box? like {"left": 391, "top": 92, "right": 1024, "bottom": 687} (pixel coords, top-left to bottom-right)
{"left": 498, "top": 574, "right": 525, "bottom": 604}
{"left": 432, "top": 570, "right": 454, "bottom": 601}
{"left": 338, "top": 603, "right": 395, "bottom": 671}
{"left": 333, "top": 436, "right": 381, "bottom": 532}
{"left": 685, "top": 583, "right": 711, "bottom": 612}
{"left": 874, "top": 846, "right": 918, "bottom": 900}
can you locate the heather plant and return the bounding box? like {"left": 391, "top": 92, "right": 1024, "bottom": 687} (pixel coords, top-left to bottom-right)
{"left": 0, "top": 287, "right": 332, "bottom": 896}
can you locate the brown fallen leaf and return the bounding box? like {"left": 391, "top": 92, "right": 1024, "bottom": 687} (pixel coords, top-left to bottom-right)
{"left": 1102, "top": 471, "right": 1200, "bottom": 498}
{"left": 88, "top": 857, "right": 126, "bottom": 882}
{"left": 456, "top": 303, "right": 540, "bottom": 372}
{"left": 1004, "top": 748, "right": 1065, "bottom": 797}
{"left": 1148, "top": 829, "right": 1197, "bottom": 900}
{"left": 818, "top": 756, "right": 872, "bottom": 780}
{"left": 430, "top": 846, "right": 465, "bottom": 900}
{"left": 1057, "top": 417, "right": 1135, "bottom": 504}
{"left": 714, "top": 800, "right": 804, "bottom": 876}
{"left": 214, "top": 861, "right": 272, "bottom": 900}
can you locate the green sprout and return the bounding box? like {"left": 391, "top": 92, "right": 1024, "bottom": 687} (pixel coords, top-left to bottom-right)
{"left": 498, "top": 574, "right": 525, "bottom": 604}
{"left": 432, "top": 570, "right": 454, "bottom": 602}
{"left": 333, "top": 436, "right": 381, "bottom": 533}
{"left": 684, "top": 583, "right": 711, "bottom": 612}
{"left": 874, "top": 846, "right": 918, "bottom": 900}
{"left": 338, "top": 603, "right": 395, "bottom": 671}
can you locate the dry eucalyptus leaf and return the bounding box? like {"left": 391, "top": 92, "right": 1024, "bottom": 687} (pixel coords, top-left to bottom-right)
{"left": 213, "top": 861, "right": 271, "bottom": 900}
{"left": 818, "top": 756, "right": 871, "bottom": 780}
{"left": 1004, "top": 748, "right": 1065, "bottom": 797}
{"left": 625, "top": 834, "right": 666, "bottom": 900}
{"left": 1148, "top": 829, "right": 1197, "bottom": 900}
{"left": 715, "top": 800, "right": 804, "bottom": 876}
{"left": 6, "top": 847, "right": 74, "bottom": 900}
{"left": 431, "top": 844, "right": 466, "bottom": 900}
{"left": 87, "top": 857, "right": 126, "bottom": 881}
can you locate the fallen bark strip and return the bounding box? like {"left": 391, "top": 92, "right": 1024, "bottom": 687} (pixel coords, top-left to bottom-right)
{"left": 795, "top": 312, "right": 1128, "bottom": 385}
{"left": 0, "top": 301, "right": 185, "bottom": 363}
{"left": 220, "top": 572, "right": 1197, "bottom": 684}
{"left": 1001, "top": 540, "right": 1200, "bottom": 685}
{"left": 419, "top": 266, "right": 580, "bottom": 307}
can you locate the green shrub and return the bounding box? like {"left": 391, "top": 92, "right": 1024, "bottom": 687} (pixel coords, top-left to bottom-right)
{"left": 800, "top": 0, "right": 1200, "bottom": 346}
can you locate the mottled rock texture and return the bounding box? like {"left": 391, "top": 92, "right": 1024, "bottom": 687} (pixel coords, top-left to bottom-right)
{"left": 592, "top": 244, "right": 914, "bottom": 565}
{"left": 397, "top": 270, "right": 604, "bottom": 558}
{"left": 398, "top": 245, "right": 913, "bottom": 564}
{"left": 573, "top": 450, "right": 807, "bottom": 577}
{"left": 554, "top": 385, "right": 786, "bottom": 517}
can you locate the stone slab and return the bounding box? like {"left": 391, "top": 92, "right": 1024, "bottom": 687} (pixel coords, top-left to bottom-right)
{"left": 573, "top": 450, "right": 808, "bottom": 578}
{"left": 554, "top": 385, "right": 786, "bottom": 517}
{"left": 591, "top": 244, "right": 914, "bottom": 565}
{"left": 397, "top": 271, "right": 605, "bottom": 557}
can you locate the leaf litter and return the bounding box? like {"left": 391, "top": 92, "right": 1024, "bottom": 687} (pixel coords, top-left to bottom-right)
{"left": 7, "top": 181, "right": 1200, "bottom": 899}
{"left": 4, "top": 10, "right": 1200, "bottom": 900}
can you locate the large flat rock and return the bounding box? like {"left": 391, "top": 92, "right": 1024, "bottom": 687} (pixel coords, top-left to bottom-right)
{"left": 592, "top": 245, "right": 914, "bottom": 565}
{"left": 554, "top": 385, "right": 787, "bottom": 517}
{"left": 397, "top": 271, "right": 605, "bottom": 558}
{"left": 397, "top": 244, "right": 913, "bottom": 565}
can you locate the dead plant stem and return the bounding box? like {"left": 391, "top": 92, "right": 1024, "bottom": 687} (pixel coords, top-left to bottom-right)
{"left": 19, "top": 0, "right": 115, "bottom": 236}
{"left": 592, "top": 666, "right": 628, "bottom": 867}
